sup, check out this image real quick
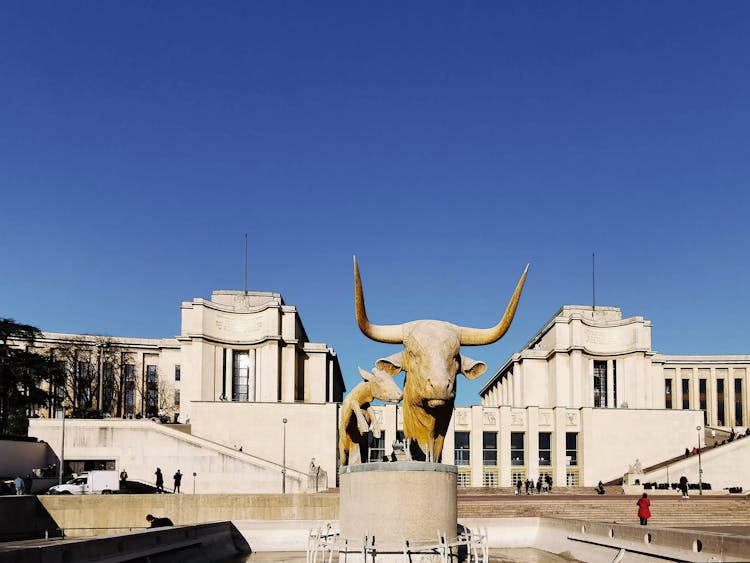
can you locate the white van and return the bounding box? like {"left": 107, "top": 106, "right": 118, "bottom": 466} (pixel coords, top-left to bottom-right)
{"left": 47, "top": 470, "right": 119, "bottom": 495}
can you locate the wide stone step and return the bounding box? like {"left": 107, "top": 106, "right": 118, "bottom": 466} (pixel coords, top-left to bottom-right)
{"left": 456, "top": 497, "right": 750, "bottom": 527}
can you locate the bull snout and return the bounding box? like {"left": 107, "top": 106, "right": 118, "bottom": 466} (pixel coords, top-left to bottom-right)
{"left": 424, "top": 376, "right": 456, "bottom": 401}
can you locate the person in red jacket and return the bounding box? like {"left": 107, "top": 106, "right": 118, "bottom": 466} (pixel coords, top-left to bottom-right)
{"left": 637, "top": 493, "right": 651, "bottom": 525}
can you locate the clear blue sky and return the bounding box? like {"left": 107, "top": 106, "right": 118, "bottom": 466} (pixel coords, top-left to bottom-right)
{"left": 2, "top": 2, "right": 749, "bottom": 405}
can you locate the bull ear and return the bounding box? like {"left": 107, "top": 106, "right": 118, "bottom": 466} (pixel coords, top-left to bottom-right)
{"left": 357, "top": 367, "right": 372, "bottom": 381}
{"left": 375, "top": 352, "right": 404, "bottom": 376}
{"left": 461, "top": 356, "right": 487, "bottom": 380}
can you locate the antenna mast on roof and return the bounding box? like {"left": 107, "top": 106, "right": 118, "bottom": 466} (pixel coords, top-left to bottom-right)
{"left": 244, "top": 233, "right": 248, "bottom": 294}
{"left": 592, "top": 252, "right": 596, "bottom": 311}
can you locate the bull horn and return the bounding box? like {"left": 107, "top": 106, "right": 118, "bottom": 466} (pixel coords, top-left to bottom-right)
{"left": 354, "top": 256, "right": 404, "bottom": 344}
{"left": 459, "top": 264, "right": 529, "bottom": 346}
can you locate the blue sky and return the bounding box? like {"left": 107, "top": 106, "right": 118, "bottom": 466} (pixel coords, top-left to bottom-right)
{"left": 2, "top": 2, "right": 749, "bottom": 405}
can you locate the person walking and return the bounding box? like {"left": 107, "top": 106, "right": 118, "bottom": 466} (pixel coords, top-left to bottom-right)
{"left": 173, "top": 469, "right": 182, "bottom": 493}
{"left": 515, "top": 478, "right": 522, "bottom": 496}
{"left": 637, "top": 493, "right": 652, "bottom": 525}
{"left": 13, "top": 475, "right": 24, "bottom": 495}
{"left": 119, "top": 469, "right": 128, "bottom": 490}
{"left": 679, "top": 476, "right": 689, "bottom": 499}
{"left": 155, "top": 468, "right": 164, "bottom": 493}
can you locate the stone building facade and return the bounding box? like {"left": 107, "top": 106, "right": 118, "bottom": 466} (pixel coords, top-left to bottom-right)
{"left": 19, "top": 301, "right": 750, "bottom": 492}
{"left": 363, "top": 306, "right": 745, "bottom": 488}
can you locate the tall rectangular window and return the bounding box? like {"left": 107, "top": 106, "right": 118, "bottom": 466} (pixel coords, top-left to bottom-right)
{"left": 124, "top": 364, "right": 136, "bottom": 416}
{"left": 454, "top": 432, "right": 470, "bottom": 466}
{"left": 76, "top": 361, "right": 92, "bottom": 408}
{"left": 175, "top": 365, "right": 181, "bottom": 381}
{"left": 483, "top": 432, "right": 497, "bottom": 466}
{"left": 295, "top": 356, "right": 305, "bottom": 402}
{"left": 593, "top": 361, "right": 607, "bottom": 407}
{"left": 102, "top": 362, "right": 114, "bottom": 414}
{"left": 682, "top": 379, "right": 690, "bottom": 410}
{"left": 368, "top": 432, "right": 385, "bottom": 462}
{"left": 174, "top": 389, "right": 180, "bottom": 406}
{"left": 510, "top": 432, "right": 525, "bottom": 466}
{"left": 146, "top": 387, "right": 158, "bottom": 417}
{"left": 612, "top": 361, "right": 617, "bottom": 407}
{"left": 145, "top": 365, "right": 158, "bottom": 417}
{"left": 232, "top": 351, "right": 250, "bottom": 401}
{"left": 566, "top": 432, "right": 578, "bottom": 467}
{"left": 664, "top": 379, "right": 672, "bottom": 409}
{"left": 125, "top": 389, "right": 135, "bottom": 408}
{"left": 699, "top": 379, "right": 707, "bottom": 424}
{"left": 717, "top": 379, "right": 725, "bottom": 426}
{"left": 538, "top": 432, "right": 552, "bottom": 467}
{"left": 735, "top": 378, "right": 743, "bottom": 426}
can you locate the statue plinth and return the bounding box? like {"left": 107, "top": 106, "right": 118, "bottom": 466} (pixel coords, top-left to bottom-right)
{"left": 339, "top": 461, "right": 457, "bottom": 560}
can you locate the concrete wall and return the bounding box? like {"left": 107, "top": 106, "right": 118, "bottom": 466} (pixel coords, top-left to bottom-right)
{"left": 0, "top": 496, "right": 61, "bottom": 541}
{"left": 0, "top": 440, "right": 55, "bottom": 478}
{"left": 37, "top": 493, "right": 338, "bottom": 537}
{"left": 189, "top": 400, "right": 339, "bottom": 484}
{"left": 583, "top": 408, "right": 703, "bottom": 485}
{"left": 28, "top": 419, "right": 310, "bottom": 494}
{"left": 643, "top": 434, "right": 750, "bottom": 490}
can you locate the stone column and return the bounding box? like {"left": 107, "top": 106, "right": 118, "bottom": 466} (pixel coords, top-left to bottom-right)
{"left": 470, "top": 406, "right": 483, "bottom": 487}
{"left": 553, "top": 407, "right": 567, "bottom": 488}
{"left": 709, "top": 369, "right": 716, "bottom": 423}
{"left": 499, "top": 406, "right": 512, "bottom": 487}
{"left": 527, "top": 406, "right": 539, "bottom": 483}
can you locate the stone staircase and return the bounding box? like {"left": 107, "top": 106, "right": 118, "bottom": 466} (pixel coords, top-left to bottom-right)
{"left": 459, "top": 486, "right": 623, "bottom": 496}
{"left": 457, "top": 496, "right": 750, "bottom": 529}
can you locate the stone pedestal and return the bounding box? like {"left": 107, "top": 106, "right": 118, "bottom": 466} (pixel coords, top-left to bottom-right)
{"left": 339, "top": 461, "right": 457, "bottom": 557}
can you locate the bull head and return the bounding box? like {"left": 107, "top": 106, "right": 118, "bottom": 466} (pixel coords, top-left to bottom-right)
{"left": 354, "top": 256, "right": 528, "bottom": 405}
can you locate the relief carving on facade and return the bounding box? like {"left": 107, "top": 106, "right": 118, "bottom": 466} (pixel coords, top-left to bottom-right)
{"left": 456, "top": 410, "right": 470, "bottom": 427}
{"left": 482, "top": 410, "right": 497, "bottom": 427}
{"left": 566, "top": 411, "right": 578, "bottom": 426}
{"left": 582, "top": 323, "right": 642, "bottom": 355}
{"left": 539, "top": 411, "right": 552, "bottom": 426}
{"left": 213, "top": 312, "right": 264, "bottom": 341}
{"left": 511, "top": 411, "right": 524, "bottom": 426}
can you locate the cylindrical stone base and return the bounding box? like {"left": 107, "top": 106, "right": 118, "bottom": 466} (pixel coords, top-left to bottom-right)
{"left": 339, "top": 461, "right": 457, "bottom": 557}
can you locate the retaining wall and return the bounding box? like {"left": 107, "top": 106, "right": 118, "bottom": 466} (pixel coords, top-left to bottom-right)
{"left": 37, "top": 493, "right": 338, "bottom": 537}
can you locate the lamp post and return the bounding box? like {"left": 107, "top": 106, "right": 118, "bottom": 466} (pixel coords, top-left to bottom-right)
{"left": 58, "top": 399, "right": 68, "bottom": 485}
{"left": 282, "top": 418, "right": 288, "bottom": 494}
{"left": 696, "top": 425, "right": 703, "bottom": 496}
{"left": 192, "top": 472, "right": 197, "bottom": 494}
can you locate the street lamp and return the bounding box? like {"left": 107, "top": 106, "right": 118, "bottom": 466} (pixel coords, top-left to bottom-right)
{"left": 696, "top": 425, "right": 703, "bottom": 496}
{"left": 59, "top": 399, "right": 69, "bottom": 485}
{"left": 282, "top": 418, "right": 288, "bottom": 494}
{"left": 192, "top": 472, "right": 197, "bottom": 494}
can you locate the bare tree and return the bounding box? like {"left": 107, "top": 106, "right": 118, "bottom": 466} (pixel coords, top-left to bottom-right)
{"left": 53, "top": 336, "right": 96, "bottom": 415}
{"left": 52, "top": 336, "right": 135, "bottom": 417}
{"left": 156, "top": 377, "right": 176, "bottom": 422}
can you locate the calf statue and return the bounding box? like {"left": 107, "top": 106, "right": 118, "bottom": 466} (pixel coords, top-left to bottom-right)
{"left": 339, "top": 366, "right": 403, "bottom": 466}
{"left": 353, "top": 256, "right": 528, "bottom": 462}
